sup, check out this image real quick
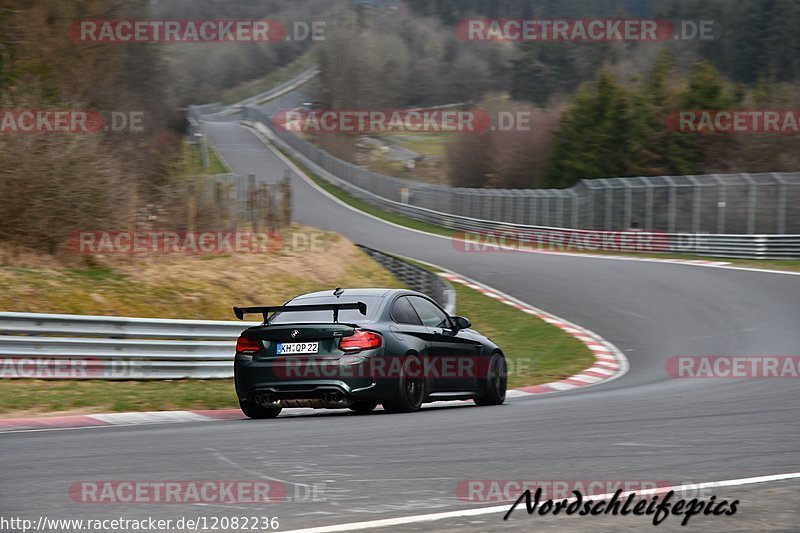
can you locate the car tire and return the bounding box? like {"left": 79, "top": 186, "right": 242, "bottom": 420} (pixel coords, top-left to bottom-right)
{"left": 349, "top": 401, "right": 378, "bottom": 414}
{"left": 474, "top": 353, "right": 507, "bottom": 406}
{"left": 383, "top": 355, "right": 425, "bottom": 413}
{"left": 239, "top": 399, "right": 282, "bottom": 419}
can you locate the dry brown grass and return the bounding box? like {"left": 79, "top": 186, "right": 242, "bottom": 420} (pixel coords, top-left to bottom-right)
{"left": 0, "top": 225, "right": 402, "bottom": 319}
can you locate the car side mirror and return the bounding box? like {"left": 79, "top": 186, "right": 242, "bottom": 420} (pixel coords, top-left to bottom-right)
{"left": 451, "top": 316, "right": 471, "bottom": 330}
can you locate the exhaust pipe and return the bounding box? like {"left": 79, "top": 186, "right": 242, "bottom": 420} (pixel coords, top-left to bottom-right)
{"left": 256, "top": 391, "right": 351, "bottom": 408}
{"left": 321, "top": 391, "right": 343, "bottom": 403}
{"left": 254, "top": 393, "right": 275, "bottom": 406}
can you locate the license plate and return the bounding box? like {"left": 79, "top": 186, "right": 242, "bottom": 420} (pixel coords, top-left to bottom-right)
{"left": 277, "top": 342, "right": 319, "bottom": 355}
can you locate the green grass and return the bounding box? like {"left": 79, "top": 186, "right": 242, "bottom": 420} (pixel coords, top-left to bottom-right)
{"left": 450, "top": 281, "right": 594, "bottom": 388}
{"left": 0, "top": 380, "right": 237, "bottom": 415}
{"left": 0, "top": 276, "right": 595, "bottom": 416}
{"left": 0, "top": 228, "right": 400, "bottom": 319}
{"left": 186, "top": 142, "right": 230, "bottom": 175}
{"left": 0, "top": 280, "right": 594, "bottom": 416}
{"left": 0, "top": 234, "right": 596, "bottom": 415}
{"left": 380, "top": 132, "right": 450, "bottom": 158}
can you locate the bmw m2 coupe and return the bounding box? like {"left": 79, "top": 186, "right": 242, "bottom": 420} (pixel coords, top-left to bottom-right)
{"left": 233, "top": 288, "right": 507, "bottom": 418}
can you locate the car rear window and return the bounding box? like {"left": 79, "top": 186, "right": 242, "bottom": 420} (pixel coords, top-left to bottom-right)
{"left": 269, "top": 296, "right": 382, "bottom": 324}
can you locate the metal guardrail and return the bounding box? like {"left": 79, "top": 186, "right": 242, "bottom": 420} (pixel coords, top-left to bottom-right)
{"left": 0, "top": 312, "right": 257, "bottom": 339}
{"left": 356, "top": 245, "right": 455, "bottom": 314}
{"left": 0, "top": 312, "right": 256, "bottom": 380}
{"left": 245, "top": 103, "right": 800, "bottom": 236}
{"left": 0, "top": 247, "right": 455, "bottom": 379}
{"left": 242, "top": 106, "right": 800, "bottom": 259}
{"left": 234, "top": 68, "right": 319, "bottom": 109}
{"left": 188, "top": 68, "right": 319, "bottom": 123}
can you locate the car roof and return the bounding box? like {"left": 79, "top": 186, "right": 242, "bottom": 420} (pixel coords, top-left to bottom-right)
{"left": 293, "top": 288, "right": 407, "bottom": 300}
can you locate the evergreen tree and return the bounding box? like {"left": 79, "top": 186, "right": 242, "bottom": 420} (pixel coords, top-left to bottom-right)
{"left": 544, "top": 71, "right": 633, "bottom": 187}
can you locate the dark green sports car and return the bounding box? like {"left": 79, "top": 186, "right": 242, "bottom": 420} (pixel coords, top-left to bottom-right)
{"left": 233, "top": 288, "right": 507, "bottom": 418}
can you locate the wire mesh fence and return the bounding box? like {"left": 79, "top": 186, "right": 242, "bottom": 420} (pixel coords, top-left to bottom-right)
{"left": 240, "top": 106, "right": 800, "bottom": 235}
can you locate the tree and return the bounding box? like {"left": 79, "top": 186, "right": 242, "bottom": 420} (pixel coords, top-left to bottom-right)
{"left": 627, "top": 50, "right": 695, "bottom": 175}
{"left": 545, "top": 71, "right": 633, "bottom": 187}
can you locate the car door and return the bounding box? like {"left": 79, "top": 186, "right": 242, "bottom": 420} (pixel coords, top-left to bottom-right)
{"left": 388, "top": 295, "right": 433, "bottom": 379}
{"left": 407, "top": 295, "right": 479, "bottom": 392}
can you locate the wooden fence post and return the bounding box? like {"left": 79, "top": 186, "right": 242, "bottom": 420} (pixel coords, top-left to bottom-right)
{"left": 282, "top": 171, "right": 292, "bottom": 228}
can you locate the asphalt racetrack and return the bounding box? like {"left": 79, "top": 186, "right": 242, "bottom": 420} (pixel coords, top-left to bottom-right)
{"left": 2, "top": 120, "right": 798, "bottom": 532}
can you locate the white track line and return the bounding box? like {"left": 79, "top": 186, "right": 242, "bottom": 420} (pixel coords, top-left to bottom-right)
{"left": 281, "top": 471, "right": 800, "bottom": 532}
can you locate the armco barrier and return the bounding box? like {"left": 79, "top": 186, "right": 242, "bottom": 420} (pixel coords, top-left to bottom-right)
{"left": 0, "top": 312, "right": 256, "bottom": 339}
{"left": 186, "top": 62, "right": 800, "bottom": 255}
{"left": 0, "top": 312, "right": 250, "bottom": 379}
{"left": 356, "top": 245, "right": 455, "bottom": 314}
{"left": 240, "top": 107, "right": 800, "bottom": 259}
{"left": 0, "top": 246, "right": 454, "bottom": 379}
{"left": 238, "top": 105, "right": 800, "bottom": 237}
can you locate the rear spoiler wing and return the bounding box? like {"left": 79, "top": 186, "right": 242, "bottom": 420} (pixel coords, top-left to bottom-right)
{"left": 233, "top": 302, "right": 367, "bottom": 323}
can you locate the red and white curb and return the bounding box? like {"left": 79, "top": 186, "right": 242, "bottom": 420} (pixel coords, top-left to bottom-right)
{"left": 438, "top": 272, "right": 629, "bottom": 397}
{"left": 0, "top": 409, "right": 243, "bottom": 432}
{"left": 0, "top": 273, "right": 628, "bottom": 432}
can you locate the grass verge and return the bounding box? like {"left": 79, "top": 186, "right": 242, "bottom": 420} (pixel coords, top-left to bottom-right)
{"left": 0, "top": 380, "right": 236, "bottom": 416}
{"left": 0, "top": 227, "right": 400, "bottom": 318}
{"left": 448, "top": 280, "right": 594, "bottom": 389}
{"left": 0, "top": 234, "right": 595, "bottom": 415}
{"left": 183, "top": 141, "right": 231, "bottom": 176}
{"left": 0, "top": 278, "right": 594, "bottom": 416}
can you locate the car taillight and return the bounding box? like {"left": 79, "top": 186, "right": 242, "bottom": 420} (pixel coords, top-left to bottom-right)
{"left": 236, "top": 335, "right": 260, "bottom": 354}
{"left": 339, "top": 330, "right": 382, "bottom": 352}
